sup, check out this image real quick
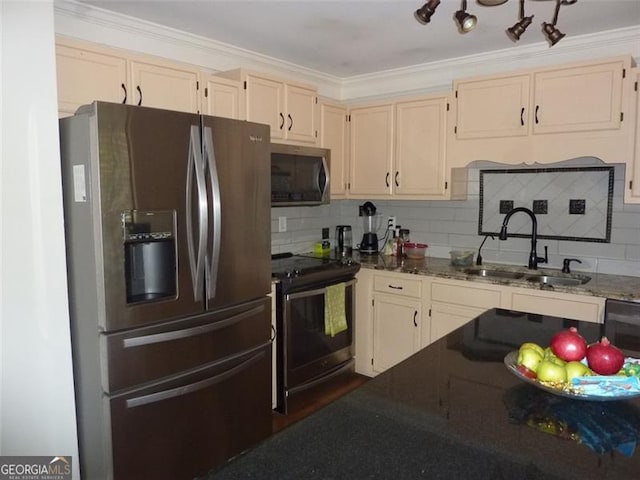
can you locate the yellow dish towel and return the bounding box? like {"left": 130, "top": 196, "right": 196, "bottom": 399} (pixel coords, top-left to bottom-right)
{"left": 324, "top": 283, "right": 347, "bottom": 337}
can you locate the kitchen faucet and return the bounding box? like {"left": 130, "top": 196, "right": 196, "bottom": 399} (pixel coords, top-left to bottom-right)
{"left": 498, "top": 207, "right": 548, "bottom": 270}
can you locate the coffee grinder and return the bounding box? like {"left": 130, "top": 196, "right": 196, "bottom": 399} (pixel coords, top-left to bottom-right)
{"left": 359, "top": 201, "right": 381, "bottom": 254}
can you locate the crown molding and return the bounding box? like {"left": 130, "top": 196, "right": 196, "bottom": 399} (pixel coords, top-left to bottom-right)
{"left": 54, "top": 1, "right": 639, "bottom": 102}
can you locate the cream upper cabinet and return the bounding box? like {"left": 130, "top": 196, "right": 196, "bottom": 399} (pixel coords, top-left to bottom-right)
{"left": 394, "top": 95, "right": 448, "bottom": 197}
{"left": 56, "top": 38, "right": 200, "bottom": 116}
{"left": 532, "top": 61, "right": 625, "bottom": 134}
{"left": 129, "top": 60, "right": 200, "bottom": 113}
{"left": 217, "top": 69, "right": 318, "bottom": 144}
{"left": 320, "top": 101, "right": 349, "bottom": 198}
{"left": 448, "top": 55, "right": 636, "bottom": 170}
{"left": 627, "top": 68, "right": 640, "bottom": 204}
{"left": 202, "top": 75, "right": 243, "bottom": 119}
{"left": 56, "top": 42, "right": 128, "bottom": 117}
{"left": 454, "top": 74, "right": 530, "bottom": 140}
{"left": 348, "top": 103, "right": 394, "bottom": 197}
{"left": 349, "top": 94, "right": 451, "bottom": 200}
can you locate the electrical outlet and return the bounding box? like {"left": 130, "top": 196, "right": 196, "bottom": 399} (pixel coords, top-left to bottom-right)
{"left": 278, "top": 216, "right": 287, "bottom": 232}
{"left": 387, "top": 216, "right": 396, "bottom": 230}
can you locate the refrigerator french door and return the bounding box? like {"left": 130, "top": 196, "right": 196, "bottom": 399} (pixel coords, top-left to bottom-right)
{"left": 59, "top": 102, "right": 272, "bottom": 480}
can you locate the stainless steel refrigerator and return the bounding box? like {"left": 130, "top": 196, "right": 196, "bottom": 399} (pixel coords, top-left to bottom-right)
{"left": 59, "top": 102, "right": 272, "bottom": 480}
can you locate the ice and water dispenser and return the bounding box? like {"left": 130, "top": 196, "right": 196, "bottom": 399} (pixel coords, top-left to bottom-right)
{"left": 123, "top": 210, "right": 177, "bottom": 304}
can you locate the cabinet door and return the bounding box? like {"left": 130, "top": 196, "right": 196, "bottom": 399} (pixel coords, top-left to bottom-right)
{"left": 245, "top": 74, "right": 285, "bottom": 140}
{"left": 430, "top": 303, "right": 485, "bottom": 343}
{"left": 628, "top": 68, "right": 640, "bottom": 204}
{"left": 130, "top": 60, "right": 200, "bottom": 113}
{"left": 533, "top": 60, "right": 624, "bottom": 134}
{"left": 455, "top": 74, "right": 530, "bottom": 139}
{"left": 372, "top": 294, "right": 420, "bottom": 373}
{"left": 395, "top": 96, "right": 447, "bottom": 197}
{"left": 56, "top": 44, "right": 127, "bottom": 117}
{"left": 320, "top": 102, "right": 349, "bottom": 198}
{"left": 286, "top": 84, "right": 317, "bottom": 144}
{"left": 349, "top": 104, "right": 394, "bottom": 196}
{"left": 202, "top": 76, "right": 242, "bottom": 119}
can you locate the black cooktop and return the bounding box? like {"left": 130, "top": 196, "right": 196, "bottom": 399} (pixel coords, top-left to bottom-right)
{"left": 271, "top": 252, "right": 360, "bottom": 282}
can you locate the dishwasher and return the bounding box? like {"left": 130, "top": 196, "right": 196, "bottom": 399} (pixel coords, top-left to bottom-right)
{"left": 604, "top": 299, "right": 640, "bottom": 357}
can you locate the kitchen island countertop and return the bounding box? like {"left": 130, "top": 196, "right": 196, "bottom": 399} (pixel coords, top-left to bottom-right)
{"left": 210, "top": 309, "right": 640, "bottom": 480}
{"left": 356, "top": 254, "right": 640, "bottom": 301}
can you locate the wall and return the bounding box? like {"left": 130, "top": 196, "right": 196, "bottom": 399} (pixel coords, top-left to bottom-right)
{"left": 271, "top": 160, "right": 640, "bottom": 278}
{"left": 1, "top": 1, "right": 80, "bottom": 476}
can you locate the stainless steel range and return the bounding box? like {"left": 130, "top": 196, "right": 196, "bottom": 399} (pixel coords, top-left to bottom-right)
{"left": 272, "top": 253, "right": 360, "bottom": 414}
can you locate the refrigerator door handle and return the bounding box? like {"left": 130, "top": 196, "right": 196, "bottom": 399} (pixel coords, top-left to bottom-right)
{"left": 203, "top": 126, "right": 222, "bottom": 301}
{"left": 186, "top": 125, "right": 208, "bottom": 302}
{"left": 122, "top": 303, "right": 266, "bottom": 348}
{"left": 125, "top": 344, "right": 268, "bottom": 408}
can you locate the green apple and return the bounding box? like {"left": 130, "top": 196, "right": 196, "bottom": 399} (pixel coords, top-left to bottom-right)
{"left": 536, "top": 360, "right": 567, "bottom": 383}
{"left": 519, "top": 342, "right": 544, "bottom": 358}
{"left": 565, "top": 361, "right": 592, "bottom": 381}
{"left": 544, "top": 347, "right": 566, "bottom": 366}
{"left": 517, "top": 348, "right": 543, "bottom": 373}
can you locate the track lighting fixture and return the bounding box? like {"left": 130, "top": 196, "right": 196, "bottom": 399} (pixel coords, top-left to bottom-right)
{"left": 506, "top": 0, "right": 534, "bottom": 41}
{"left": 415, "top": 0, "right": 441, "bottom": 25}
{"left": 454, "top": 0, "right": 477, "bottom": 33}
{"left": 414, "top": 0, "right": 578, "bottom": 47}
{"left": 542, "top": 0, "right": 569, "bottom": 46}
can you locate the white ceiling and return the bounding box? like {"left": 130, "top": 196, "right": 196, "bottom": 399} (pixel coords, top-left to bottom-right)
{"left": 77, "top": 0, "right": 640, "bottom": 77}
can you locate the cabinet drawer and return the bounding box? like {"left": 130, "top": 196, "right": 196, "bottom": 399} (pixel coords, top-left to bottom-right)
{"left": 373, "top": 274, "right": 422, "bottom": 298}
{"left": 511, "top": 291, "right": 604, "bottom": 323}
{"left": 431, "top": 281, "right": 501, "bottom": 309}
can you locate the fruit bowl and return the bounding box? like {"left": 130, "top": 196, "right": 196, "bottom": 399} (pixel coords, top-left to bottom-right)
{"left": 504, "top": 351, "right": 640, "bottom": 402}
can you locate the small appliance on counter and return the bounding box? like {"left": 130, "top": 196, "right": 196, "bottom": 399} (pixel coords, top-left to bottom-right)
{"left": 335, "top": 225, "right": 353, "bottom": 257}
{"left": 359, "top": 201, "right": 382, "bottom": 255}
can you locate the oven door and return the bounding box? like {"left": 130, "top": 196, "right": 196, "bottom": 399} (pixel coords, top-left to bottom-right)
{"left": 282, "top": 278, "right": 355, "bottom": 393}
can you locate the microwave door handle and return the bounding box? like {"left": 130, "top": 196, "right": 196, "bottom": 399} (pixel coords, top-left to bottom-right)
{"left": 203, "top": 126, "right": 221, "bottom": 301}
{"left": 186, "top": 125, "right": 207, "bottom": 302}
{"left": 319, "top": 156, "right": 329, "bottom": 200}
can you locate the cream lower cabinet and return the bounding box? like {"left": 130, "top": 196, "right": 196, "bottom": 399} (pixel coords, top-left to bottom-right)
{"left": 508, "top": 288, "right": 605, "bottom": 323}
{"left": 320, "top": 101, "right": 349, "bottom": 198}
{"left": 430, "top": 278, "right": 505, "bottom": 343}
{"left": 355, "top": 269, "right": 607, "bottom": 377}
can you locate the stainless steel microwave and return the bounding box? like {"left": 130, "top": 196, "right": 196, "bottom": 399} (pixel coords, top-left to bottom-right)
{"left": 270, "top": 143, "right": 330, "bottom": 206}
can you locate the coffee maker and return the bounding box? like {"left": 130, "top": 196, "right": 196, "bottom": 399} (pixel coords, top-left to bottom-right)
{"left": 359, "top": 201, "right": 381, "bottom": 255}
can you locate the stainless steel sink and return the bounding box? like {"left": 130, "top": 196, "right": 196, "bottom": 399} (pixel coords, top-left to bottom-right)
{"left": 525, "top": 274, "right": 591, "bottom": 286}
{"left": 463, "top": 269, "right": 525, "bottom": 280}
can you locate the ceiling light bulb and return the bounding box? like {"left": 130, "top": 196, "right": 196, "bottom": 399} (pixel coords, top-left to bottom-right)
{"left": 455, "top": 10, "right": 477, "bottom": 33}
{"left": 542, "top": 22, "right": 565, "bottom": 46}
{"left": 415, "top": 0, "right": 441, "bottom": 25}
{"left": 506, "top": 15, "right": 534, "bottom": 41}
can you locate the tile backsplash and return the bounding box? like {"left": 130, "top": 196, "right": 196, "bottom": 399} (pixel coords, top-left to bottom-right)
{"left": 271, "top": 159, "right": 640, "bottom": 278}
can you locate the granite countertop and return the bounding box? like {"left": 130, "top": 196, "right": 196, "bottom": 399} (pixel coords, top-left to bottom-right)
{"left": 355, "top": 253, "right": 640, "bottom": 301}
{"left": 210, "top": 309, "right": 640, "bottom": 479}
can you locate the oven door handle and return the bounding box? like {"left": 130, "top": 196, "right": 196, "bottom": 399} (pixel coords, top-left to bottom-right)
{"left": 285, "top": 279, "right": 356, "bottom": 302}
